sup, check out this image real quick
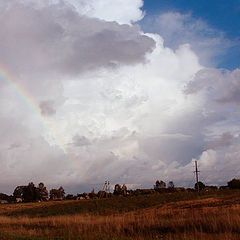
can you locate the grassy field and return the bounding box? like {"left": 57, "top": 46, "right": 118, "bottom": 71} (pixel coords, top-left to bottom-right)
{"left": 0, "top": 190, "right": 240, "bottom": 239}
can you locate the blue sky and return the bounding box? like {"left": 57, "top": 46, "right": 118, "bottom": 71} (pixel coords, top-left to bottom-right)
{"left": 141, "top": 0, "right": 240, "bottom": 70}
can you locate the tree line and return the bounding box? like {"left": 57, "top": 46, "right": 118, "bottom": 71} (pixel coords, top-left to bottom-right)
{"left": 0, "top": 182, "right": 65, "bottom": 203}
{"left": 0, "top": 178, "right": 240, "bottom": 203}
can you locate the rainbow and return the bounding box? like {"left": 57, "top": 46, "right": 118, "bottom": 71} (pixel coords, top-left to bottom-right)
{"left": 0, "top": 61, "right": 85, "bottom": 177}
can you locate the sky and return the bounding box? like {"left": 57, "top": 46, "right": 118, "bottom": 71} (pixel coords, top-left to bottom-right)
{"left": 141, "top": 0, "right": 240, "bottom": 69}
{"left": 0, "top": 0, "right": 240, "bottom": 194}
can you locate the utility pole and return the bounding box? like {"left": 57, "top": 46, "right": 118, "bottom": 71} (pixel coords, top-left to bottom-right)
{"left": 101, "top": 180, "right": 110, "bottom": 198}
{"left": 194, "top": 160, "right": 200, "bottom": 192}
{"left": 102, "top": 181, "right": 110, "bottom": 193}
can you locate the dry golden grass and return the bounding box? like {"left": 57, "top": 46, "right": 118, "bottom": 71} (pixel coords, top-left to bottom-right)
{"left": 0, "top": 192, "right": 240, "bottom": 239}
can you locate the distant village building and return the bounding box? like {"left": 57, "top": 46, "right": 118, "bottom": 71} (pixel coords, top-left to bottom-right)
{"left": 16, "top": 198, "right": 23, "bottom": 203}
{"left": 76, "top": 196, "right": 85, "bottom": 200}
{"left": 204, "top": 186, "right": 218, "bottom": 192}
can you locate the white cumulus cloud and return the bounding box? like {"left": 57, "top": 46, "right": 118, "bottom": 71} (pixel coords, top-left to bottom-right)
{"left": 0, "top": 0, "right": 239, "bottom": 194}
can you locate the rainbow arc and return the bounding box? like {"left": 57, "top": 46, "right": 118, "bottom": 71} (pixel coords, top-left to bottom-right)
{"left": 0, "top": 62, "right": 85, "bottom": 177}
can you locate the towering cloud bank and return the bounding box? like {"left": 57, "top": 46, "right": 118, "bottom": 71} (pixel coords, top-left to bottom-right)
{"left": 0, "top": 0, "right": 239, "bottom": 193}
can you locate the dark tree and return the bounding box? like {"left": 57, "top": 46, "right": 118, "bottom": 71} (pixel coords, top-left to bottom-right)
{"left": 13, "top": 182, "right": 49, "bottom": 202}
{"left": 154, "top": 180, "right": 166, "bottom": 191}
{"left": 22, "top": 182, "right": 37, "bottom": 202}
{"left": 59, "top": 186, "right": 65, "bottom": 198}
{"left": 89, "top": 189, "right": 97, "bottom": 199}
{"left": 50, "top": 186, "right": 65, "bottom": 200}
{"left": 113, "top": 184, "right": 122, "bottom": 195}
{"left": 228, "top": 178, "right": 240, "bottom": 189}
{"left": 66, "top": 194, "right": 74, "bottom": 200}
{"left": 168, "top": 181, "right": 175, "bottom": 189}
{"left": 194, "top": 181, "right": 205, "bottom": 191}
{"left": 13, "top": 186, "right": 26, "bottom": 199}
{"left": 97, "top": 190, "right": 107, "bottom": 198}
{"left": 0, "top": 193, "right": 10, "bottom": 201}
{"left": 122, "top": 184, "right": 127, "bottom": 196}
{"left": 37, "top": 182, "right": 49, "bottom": 201}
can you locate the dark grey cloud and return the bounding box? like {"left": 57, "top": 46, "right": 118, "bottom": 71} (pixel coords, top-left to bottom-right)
{"left": 206, "top": 132, "right": 233, "bottom": 150}
{"left": 180, "top": 67, "right": 240, "bottom": 186}
{"left": 216, "top": 70, "right": 240, "bottom": 104}
{"left": 185, "top": 68, "right": 240, "bottom": 106}
{"left": 0, "top": 1, "right": 155, "bottom": 78}
{"left": 139, "top": 134, "right": 202, "bottom": 165}
{"left": 184, "top": 68, "right": 225, "bottom": 95}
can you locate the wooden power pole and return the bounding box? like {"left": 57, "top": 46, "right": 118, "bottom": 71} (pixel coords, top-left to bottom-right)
{"left": 194, "top": 160, "right": 200, "bottom": 192}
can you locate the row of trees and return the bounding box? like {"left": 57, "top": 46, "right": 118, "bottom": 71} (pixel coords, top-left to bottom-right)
{"left": 154, "top": 180, "right": 174, "bottom": 191}
{"left": 114, "top": 184, "right": 128, "bottom": 196}
{"left": 1, "top": 178, "right": 240, "bottom": 203}
{"left": 153, "top": 178, "right": 240, "bottom": 192}
{"left": 13, "top": 182, "right": 65, "bottom": 202}
{"left": 153, "top": 180, "right": 206, "bottom": 191}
